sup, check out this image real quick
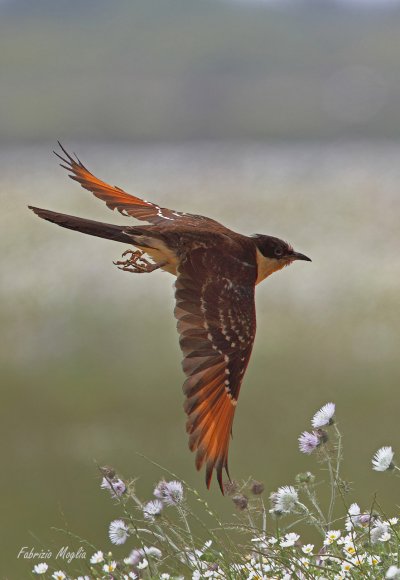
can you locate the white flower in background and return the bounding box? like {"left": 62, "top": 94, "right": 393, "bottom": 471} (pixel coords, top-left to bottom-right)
{"left": 51, "top": 572, "right": 66, "bottom": 580}
{"left": 345, "top": 502, "right": 361, "bottom": 530}
{"left": 280, "top": 532, "right": 300, "bottom": 547}
{"left": 367, "top": 555, "right": 381, "bottom": 566}
{"left": 33, "top": 563, "right": 48, "bottom": 575}
{"left": 154, "top": 479, "right": 184, "bottom": 506}
{"left": 251, "top": 535, "right": 268, "bottom": 549}
{"left": 370, "top": 521, "right": 390, "bottom": 544}
{"left": 77, "top": 577, "right": 91, "bottom": 580}
{"left": 342, "top": 542, "right": 356, "bottom": 556}
{"left": 90, "top": 550, "right": 104, "bottom": 564}
{"left": 388, "top": 517, "right": 399, "bottom": 525}
{"left": 380, "top": 531, "right": 391, "bottom": 542}
{"left": 387, "top": 565, "right": 400, "bottom": 579}
{"left": 302, "top": 543, "right": 314, "bottom": 554}
{"left": 311, "top": 402, "right": 335, "bottom": 428}
{"left": 101, "top": 476, "right": 126, "bottom": 498}
{"left": 161, "top": 575, "right": 171, "bottom": 579}
{"left": 143, "top": 499, "right": 163, "bottom": 520}
{"left": 103, "top": 561, "right": 117, "bottom": 573}
{"left": 270, "top": 485, "right": 299, "bottom": 513}
{"left": 109, "top": 519, "right": 129, "bottom": 545}
{"left": 352, "top": 553, "right": 366, "bottom": 566}
{"left": 137, "top": 558, "right": 149, "bottom": 570}
{"left": 372, "top": 446, "right": 395, "bottom": 471}
{"left": 298, "top": 431, "right": 320, "bottom": 454}
{"left": 341, "top": 560, "right": 353, "bottom": 573}
{"left": 324, "top": 530, "right": 341, "bottom": 545}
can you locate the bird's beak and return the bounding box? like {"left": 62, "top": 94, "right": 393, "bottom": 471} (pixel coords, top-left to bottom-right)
{"left": 291, "top": 251, "right": 312, "bottom": 262}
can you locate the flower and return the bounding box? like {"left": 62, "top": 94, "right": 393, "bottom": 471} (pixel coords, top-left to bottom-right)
{"left": 143, "top": 499, "right": 163, "bottom": 520}
{"left": 298, "top": 431, "right": 320, "bottom": 454}
{"left": 324, "top": 530, "right": 341, "bottom": 545}
{"left": 109, "top": 519, "right": 129, "bottom": 545}
{"left": 387, "top": 566, "right": 400, "bottom": 579}
{"left": 311, "top": 402, "right": 335, "bottom": 428}
{"left": 90, "top": 550, "right": 104, "bottom": 563}
{"left": 270, "top": 485, "right": 299, "bottom": 513}
{"left": 154, "top": 480, "right": 184, "bottom": 505}
{"left": 103, "top": 561, "right": 117, "bottom": 573}
{"left": 302, "top": 544, "right": 314, "bottom": 554}
{"left": 388, "top": 517, "right": 399, "bottom": 525}
{"left": 33, "top": 563, "right": 48, "bottom": 575}
{"left": 52, "top": 573, "right": 66, "bottom": 580}
{"left": 137, "top": 558, "right": 149, "bottom": 570}
{"left": 280, "top": 532, "right": 300, "bottom": 547}
{"left": 370, "top": 521, "right": 390, "bottom": 543}
{"left": 345, "top": 503, "right": 361, "bottom": 530}
{"left": 372, "top": 446, "right": 395, "bottom": 471}
{"left": 367, "top": 555, "right": 381, "bottom": 566}
{"left": 101, "top": 476, "right": 126, "bottom": 498}
{"left": 250, "top": 480, "right": 264, "bottom": 495}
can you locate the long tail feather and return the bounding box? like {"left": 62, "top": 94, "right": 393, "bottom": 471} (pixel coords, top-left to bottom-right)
{"left": 28, "top": 206, "right": 134, "bottom": 245}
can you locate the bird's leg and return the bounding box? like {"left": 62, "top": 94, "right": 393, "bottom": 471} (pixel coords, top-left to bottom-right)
{"left": 113, "top": 248, "right": 166, "bottom": 274}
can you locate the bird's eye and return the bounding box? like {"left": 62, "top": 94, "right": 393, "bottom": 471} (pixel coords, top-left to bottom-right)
{"left": 274, "top": 247, "right": 284, "bottom": 258}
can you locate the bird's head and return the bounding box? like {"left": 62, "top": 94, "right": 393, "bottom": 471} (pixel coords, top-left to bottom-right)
{"left": 253, "top": 234, "right": 311, "bottom": 283}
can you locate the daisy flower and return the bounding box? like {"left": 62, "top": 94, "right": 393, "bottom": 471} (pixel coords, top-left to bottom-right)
{"left": 154, "top": 480, "right": 184, "bottom": 506}
{"left": 103, "top": 561, "right": 117, "bottom": 573}
{"left": 90, "top": 550, "right": 104, "bottom": 564}
{"left": 311, "top": 402, "right": 335, "bottom": 428}
{"left": 324, "top": 530, "right": 341, "bottom": 545}
{"left": 109, "top": 519, "right": 129, "bottom": 545}
{"left": 372, "top": 446, "right": 395, "bottom": 471}
{"left": 51, "top": 572, "right": 66, "bottom": 580}
{"left": 143, "top": 499, "right": 163, "bottom": 520}
{"left": 302, "top": 544, "right": 314, "bottom": 554}
{"left": 280, "top": 532, "right": 300, "bottom": 547}
{"left": 368, "top": 555, "right": 381, "bottom": 566}
{"left": 101, "top": 476, "right": 126, "bottom": 498}
{"left": 33, "top": 563, "right": 48, "bottom": 575}
{"left": 370, "top": 521, "right": 390, "bottom": 543}
{"left": 270, "top": 485, "right": 299, "bottom": 513}
{"left": 298, "top": 431, "right": 320, "bottom": 454}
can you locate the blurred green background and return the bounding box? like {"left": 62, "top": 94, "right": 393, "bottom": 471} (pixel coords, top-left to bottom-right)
{"left": 1, "top": 0, "right": 400, "bottom": 576}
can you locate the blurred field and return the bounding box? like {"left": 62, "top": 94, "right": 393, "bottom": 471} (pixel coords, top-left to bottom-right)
{"left": 1, "top": 140, "right": 400, "bottom": 576}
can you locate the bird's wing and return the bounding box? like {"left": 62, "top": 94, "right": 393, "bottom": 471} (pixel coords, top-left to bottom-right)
{"left": 175, "top": 244, "right": 257, "bottom": 492}
{"left": 55, "top": 143, "right": 221, "bottom": 227}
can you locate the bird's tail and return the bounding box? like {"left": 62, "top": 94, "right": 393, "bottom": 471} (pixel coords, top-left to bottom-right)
{"left": 29, "top": 206, "right": 135, "bottom": 245}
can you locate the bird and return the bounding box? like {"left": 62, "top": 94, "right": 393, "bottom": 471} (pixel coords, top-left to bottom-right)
{"left": 29, "top": 143, "right": 311, "bottom": 493}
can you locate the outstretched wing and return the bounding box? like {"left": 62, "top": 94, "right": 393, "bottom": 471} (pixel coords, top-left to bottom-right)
{"left": 55, "top": 143, "right": 221, "bottom": 228}
{"left": 174, "top": 243, "right": 257, "bottom": 492}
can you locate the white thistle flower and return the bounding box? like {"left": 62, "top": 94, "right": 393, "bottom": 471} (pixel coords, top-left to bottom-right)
{"left": 90, "top": 550, "right": 104, "bottom": 564}
{"left": 154, "top": 479, "right": 184, "bottom": 505}
{"left": 387, "top": 565, "right": 400, "bottom": 579}
{"left": 143, "top": 499, "right": 163, "bottom": 520}
{"left": 101, "top": 476, "right": 126, "bottom": 498}
{"left": 33, "top": 563, "right": 48, "bottom": 575}
{"left": 380, "top": 531, "right": 391, "bottom": 542}
{"left": 137, "top": 558, "right": 149, "bottom": 570}
{"left": 372, "top": 446, "right": 395, "bottom": 471}
{"left": 345, "top": 503, "right": 361, "bottom": 530}
{"left": 51, "top": 572, "right": 66, "bottom": 580}
{"left": 370, "top": 521, "right": 390, "bottom": 544}
{"left": 270, "top": 485, "right": 299, "bottom": 513}
{"left": 311, "top": 402, "right": 335, "bottom": 428}
{"left": 103, "top": 561, "right": 117, "bottom": 573}
{"left": 109, "top": 519, "right": 129, "bottom": 545}
{"left": 280, "top": 532, "right": 300, "bottom": 547}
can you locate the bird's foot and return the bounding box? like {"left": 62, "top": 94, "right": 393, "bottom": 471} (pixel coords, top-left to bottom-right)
{"left": 113, "top": 249, "right": 155, "bottom": 273}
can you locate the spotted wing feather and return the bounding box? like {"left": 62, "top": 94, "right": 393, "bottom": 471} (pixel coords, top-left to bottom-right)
{"left": 175, "top": 244, "right": 257, "bottom": 492}
{"left": 55, "top": 143, "right": 221, "bottom": 228}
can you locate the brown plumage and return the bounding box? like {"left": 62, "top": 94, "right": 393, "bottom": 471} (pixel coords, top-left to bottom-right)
{"left": 29, "top": 143, "right": 311, "bottom": 493}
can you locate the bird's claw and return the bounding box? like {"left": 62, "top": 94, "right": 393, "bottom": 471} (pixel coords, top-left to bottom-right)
{"left": 113, "top": 249, "right": 154, "bottom": 273}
